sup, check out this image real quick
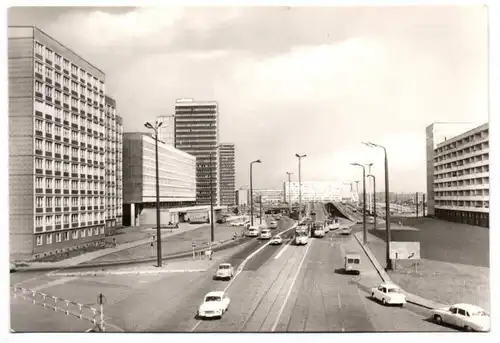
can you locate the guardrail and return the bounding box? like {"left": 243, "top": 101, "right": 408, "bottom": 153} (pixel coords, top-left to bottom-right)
{"left": 11, "top": 286, "right": 106, "bottom": 332}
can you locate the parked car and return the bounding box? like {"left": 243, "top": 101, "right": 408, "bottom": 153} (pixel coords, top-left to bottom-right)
{"left": 214, "top": 263, "right": 234, "bottom": 280}
{"left": 339, "top": 227, "right": 352, "bottom": 235}
{"left": 216, "top": 217, "right": 227, "bottom": 224}
{"left": 432, "top": 303, "right": 490, "bottom": 332}
{"left": 197, "top": 291, "right": 231, "bottom": 319}
{"left": 269, "top": 220, "right": 278, "bottom": 229}
{"left": 371, "top": 283, "right": 406, "bottom": 306}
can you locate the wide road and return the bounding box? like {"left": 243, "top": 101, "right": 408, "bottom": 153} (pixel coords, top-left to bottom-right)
{"left": 10, "top": 215, "right": 296, "bottom": 332}
{"left": 189, "top": 202, "right": 452, "bottom": 332}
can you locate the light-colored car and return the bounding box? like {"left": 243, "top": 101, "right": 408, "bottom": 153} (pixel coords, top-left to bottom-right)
{"left": 246, "top": 226, "right": 259, "bottom": 237}
{"left": 432, "top": 303, "right": 490, "bottom": 332}
{"left": 270, "top": 236, "right": 283, "bottom": 245}
{"left": 260, "top": 229, "right": 272, "bottom": 240}
{"left": 339, "top": 227, "right": 352, "bottom": 235}
{"left": 269, "top": 220, "right": 278, "bottom": 229}
{"left": 230, "top": 221, "right": 242, "bottom": 227}
{"left": 215, "top": 263, "right": 234, "bottom": 280}
{"left": 197, "top": 291, "right": 231, "bottom": 319}
{"left": 313, "top": 228, "right": 325, "bottom": 238}
{"left": 371, "top": 283, "right": 406, "bottom": 306}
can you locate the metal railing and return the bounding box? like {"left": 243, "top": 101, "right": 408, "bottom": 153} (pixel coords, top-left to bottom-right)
{"left": 11, "top": 286, "right": 106, "bottom": 332}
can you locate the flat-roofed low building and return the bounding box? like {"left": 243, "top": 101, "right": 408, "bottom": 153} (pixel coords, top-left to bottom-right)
{"left": 122, "top": 132, "right": 196, "bottom": 226}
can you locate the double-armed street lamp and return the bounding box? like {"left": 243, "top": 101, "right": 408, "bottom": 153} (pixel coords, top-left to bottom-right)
{"left": 286, "top": 172, "right": 293, "bottom": 216}
{"left": 250, "top": 159, "right": 262, "bottom": 226}
{"left": 295, "top": 154, "right": 307, "bottom": 221}
{"left": 350, "top": 163, "right": 367, "bottom": 244}
{"left": 367, "top": 174, "right": 377, "bottom": 231}
{"left": 209, "top": 145, "right": 221, "bottom": 247}
{"left": 144, "top": 119, "right": 164, "bottom": 267}
{"left": 363, "top": 141, "right": 392, "bottom": 271}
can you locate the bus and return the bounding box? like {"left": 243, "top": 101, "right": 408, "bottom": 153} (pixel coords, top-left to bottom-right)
{"left": 294, "top": 226, "right": 310, "bottom": 245}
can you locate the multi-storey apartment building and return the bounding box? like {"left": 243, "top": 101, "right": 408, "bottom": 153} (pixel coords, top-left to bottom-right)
{"left": 122, "top": 133, "right": 196, "bottom": 226}
{"left": 104, "top": 96, "right": 123, "bottom": 234}
{"left": 8, "top": 26, "right": 121, "bottom": 259}
{"left": 252, "top": 189, "right": 285, "bottom": 204}
{"left": 219, "top": 143, "right": 235, "bottom": 206}
{"left": 174, "top": 99, "right": 219, "bottom": 206}
{"left": 426, "top": 123, "right": 489, "bottom": 227}
{"left": 156, "top": 114, "right": 175, "bottom": 146}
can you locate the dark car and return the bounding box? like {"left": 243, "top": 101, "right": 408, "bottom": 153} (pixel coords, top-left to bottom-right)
{"left": 216, "top": 217, "right": 227, "bottom": 224}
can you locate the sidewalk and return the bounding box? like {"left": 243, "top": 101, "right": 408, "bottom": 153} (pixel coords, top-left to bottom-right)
{"left": 354, "top": 231, "right": 489, "bottom": 311}
{"left": 17, "top": 222, "right": 210, "bottom": 271}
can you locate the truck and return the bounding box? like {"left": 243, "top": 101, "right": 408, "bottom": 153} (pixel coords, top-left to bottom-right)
{"left": 186, "top": 211, "right": 210, "bottom": 224}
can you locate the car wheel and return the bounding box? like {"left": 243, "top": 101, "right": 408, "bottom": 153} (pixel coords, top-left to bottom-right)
{"left": 464, "top": 325, "right": 473, "bottom": 332}
{"left": 433, "top": 315, "right": 443, "bottom": 324}
{"left": 382, "top": 298, "right": 387, "bottom": 305}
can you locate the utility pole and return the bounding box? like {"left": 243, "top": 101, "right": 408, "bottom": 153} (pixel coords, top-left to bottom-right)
{"left": 259, "top": 195, "right": 263, "bottom": 224}
{"left": 351, "top": 163, "right": 367, "bottom": 244}
{"left": 286, "top": 172, "right": 293, "bottom": 217}
{"left": 416, "top": 192, "right": 419, "bottom": 218}
{"left": 249, "top": 159, "right": 262, "bottom": 226}
{"left": 295, "top": 154, "right": 307, "bottom": 221}
{"left": 423, "top": 194, "right": 426, "bottom": 216}
{"left": 209, "top": 152, "right": 215, "bottom": 245}
{"left": 367, "top": 163, "right": 373, "bottom": 215}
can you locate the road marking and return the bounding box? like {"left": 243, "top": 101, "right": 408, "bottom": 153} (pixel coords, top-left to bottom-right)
{"left": 274, "top": 244, "right": 289, "bottom": 260}
{"left": 190, "top": 222, "right": 299, "bottom": 332}
{"left": 31, "top": 277, "right": 78, "bottom": 291}
{"left": 337, "top": 292, "right": 342, "bottom": 308}
{"left": 271, "top": 239, "right": 313, "bottom": 331}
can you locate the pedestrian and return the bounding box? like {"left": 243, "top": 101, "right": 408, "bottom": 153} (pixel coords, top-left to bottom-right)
{"left": 112, "top": 237, "right": 116, "bottom": 247}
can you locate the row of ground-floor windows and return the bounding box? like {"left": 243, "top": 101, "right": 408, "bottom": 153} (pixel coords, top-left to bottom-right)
{"left": 36, "top": 227, "right": 104, "bottom": 246}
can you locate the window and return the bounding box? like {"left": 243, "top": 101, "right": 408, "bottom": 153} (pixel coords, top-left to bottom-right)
{"left": 71, "top": 214, "right": 78, "bottom": 223}
{"left": 100, "top": 227, "right": 104, "bottom": 235}
{"left": 45, "top": 178, "right": 53, "bottom": 189}
{"left": 35, "top": 42, "right": 44, "bottom": 55}
{"left": 36, "top": 235, "right": 43, "bottom": 246}
{"left": 63, "top": 231, "right": 69, "bottom": 241}
{"left": 55, "top": 232, "right": 62, "bottom": 242}
{"left": 45, "top": 85, "right": 53, "bottom": 98}
{"left": 63, "top": 93, "right": 69, "bottom": 105}
{"left": 71, "top": 64, "right": 78, "bottom": 75}
{"left": 80, "top": 69, "right": 85, "bottom": 79}
{"left": 35, "top": 61, "right": 43, "bottom": 74}
{"left": 45, "top": 48, "right": 53, "bottom": 61}
{"left": 55, "top": 197, "right": 61, "bottom": 207}
{"left": 63, "top": 111, "right": 69, "bottom": 122}
{"left": 54, "top": 125, "right": 62, "bottom": 136}
{"left": 71, "top": 98, "right": 78, "bottom": 108}
{"left": 45, "top": 234, "right": 52, "bottom": 244}
{"left": 88, "top": 228, "right": 93, "bottom": 236}
{"left": 63, "top": 59, "right": 70, "bottom": 70}
{"left": 45, "top": 215, "right": 53, "bottom": 226}
{"left": 45, "top": 66, "right": 53, "bottom": 79}
{"left": 71, "top": 197, "right": 78, "bottom": 206}
{"left": 55, "top": 72, "right": 62, "bottom": 84}
{"left": 44, "top": 141, "right": 52, "bottom": 152}
{"left": 35, "top": 81, "right": 43, "bottom": 93}
{"left": 54, "top": 108, "right": 62, "bottom": 121}
{"left": 63, "top": 180, "right": 69, "bottom": 190}
{"left": 45, "top": 197, "right": 53, "bottom": 208}
{"left": 71, "top": 81, "right": 78, "bottom": 92}
{"left": 81, "top": 229, "right": 86, "bottom": 238}
{"left": 36, "top": 196, "right": 44, "bottom": 208}
{"left": 35, "top": 177, "right": 43, "bottom": 188}
{"left": 45, "top": 122, "right": 53, "bottom": 134}
{"left": 44, "top": 159, "right": 52, "bottom": 170}
{"left": 63, "top": 213, "right": 69, "bottom": 222}
{"left": 63, "top": 76, "right": 69, "bottom": 88}
{"left": 55, "top": 89, "right": 61, "bottom": 101}
{"left": 35, "top": 119, "right": 43, "bottom": 131}
{"left": 55, "top": 160, "right": 61, "bottom": 170}
{"left": 35, "top": 139, "right": 43, "bottom": 150}
{"left": 54, "top": 179, "right": 61, "bottom": 190}
{"left": 35, "top": 158, "right": 43, "bottom": 169}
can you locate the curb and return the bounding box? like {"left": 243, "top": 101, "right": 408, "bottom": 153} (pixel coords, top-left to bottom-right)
{"left": 352, "top": 232, "right": 441, "bottom": 310}
{"left": 51, "top": 268, "right": 210, "bottom": 277}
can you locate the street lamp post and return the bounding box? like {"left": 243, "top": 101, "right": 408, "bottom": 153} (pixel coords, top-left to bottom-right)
{"left": 209, "top": 151, "right": 215, "bottom": 245}
{"left": 250, "top": 159, "right": 262, "bottom": 226}
{"left": 144, "top": 120, "right": 164, "bottom": 267}
{"left": 286, "top": 172, "right": 293, "bottom": 217}
{"left": 363, "top": 142, "right": 392, "bottom": 270}
{"left": 295, "top": 154, "right": 306, "bottom": 221}
{"left": 366, "top": 163, "right": 373, "bottom": 215}
{"left": 351, "top": 163, "right": 367, "bottom": 244}
{"left": 367, "top": 174, "right": 376, "bottom": 231}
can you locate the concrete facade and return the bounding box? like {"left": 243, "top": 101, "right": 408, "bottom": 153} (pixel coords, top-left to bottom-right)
{"left": 219, "top": 143, "right": 235, "bottom": 206}
{"left": 8, "top": 26, "right": 123, "bottom": 260}
{"left": 122, "top": 132, "right": 196, "bottom": 226}
{"left": 174, "top": 99, "right": 219, "bottom": 206}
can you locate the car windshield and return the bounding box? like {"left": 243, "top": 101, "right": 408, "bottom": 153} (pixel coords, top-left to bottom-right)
{"left": 387, "top": 288, "right": 401, "bottom": 293}
{"left": 205, "top": 296, "right": 221, "bottom": 302}
{"left": 219, "top": 265, "right": 230, "bottom": 269}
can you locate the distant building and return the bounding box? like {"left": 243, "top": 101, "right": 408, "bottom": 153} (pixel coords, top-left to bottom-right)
{"left": 284, "top": 181, "right": 355, "bottom": 203}
{"left": 235, "top": 188, "right": 249, "bottom": 207}
{"left": 174, "top": 99, "right": 219, "bottom": 206}
{"left": 122, "top": 132, "right": 196, "bottom": 226}
{"left": 219, "top": 143, "right": 236, "bottom": 206}
{"left": 252, "top": 189, "right": 285, "bottom": 204}
{"left": 426, "top": 122, "right": 489, "bottom": 227}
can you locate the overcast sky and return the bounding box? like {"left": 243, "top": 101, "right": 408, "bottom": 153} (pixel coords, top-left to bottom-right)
{"left": 8, "top": 6, "right": 489, "bottom": 192}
